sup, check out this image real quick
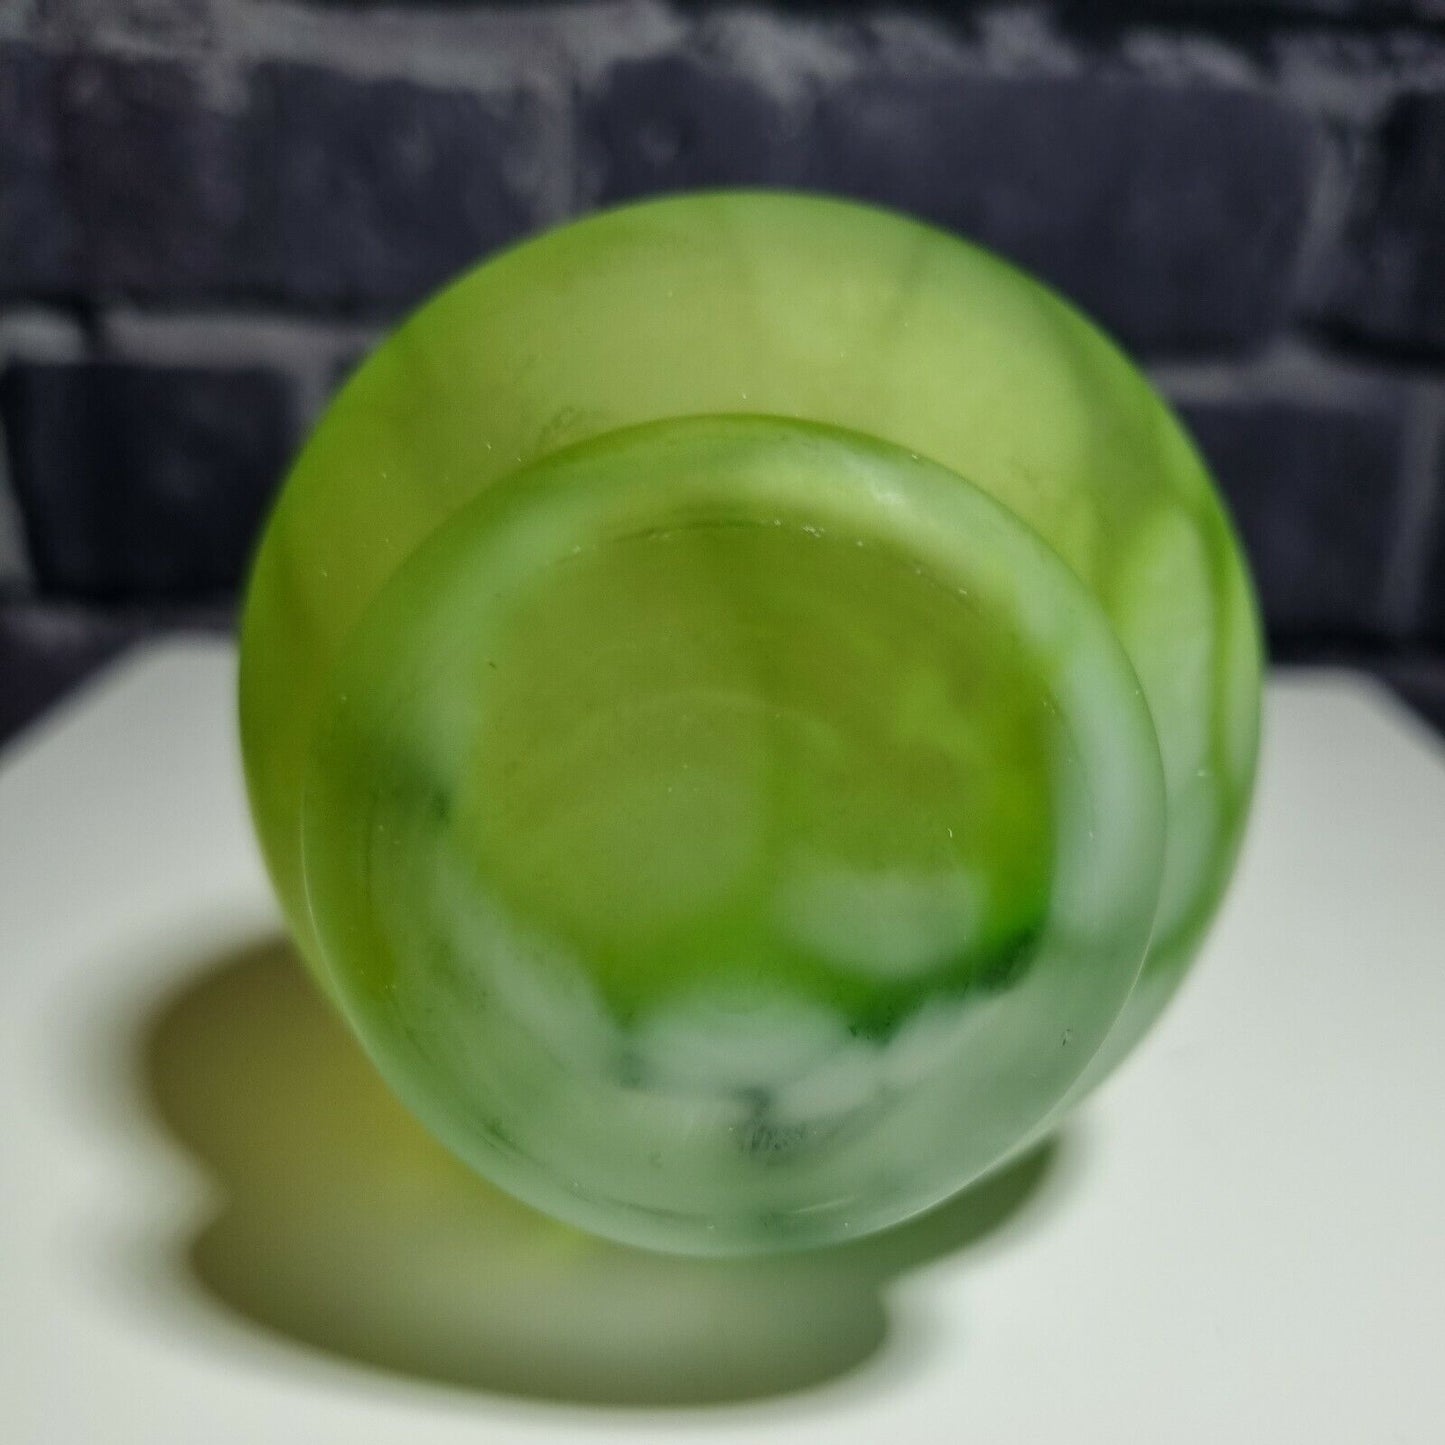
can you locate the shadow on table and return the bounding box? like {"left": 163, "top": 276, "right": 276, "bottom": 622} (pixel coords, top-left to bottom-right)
{"left": 139, "top": 938, "right": 1071, "bottom": 1406}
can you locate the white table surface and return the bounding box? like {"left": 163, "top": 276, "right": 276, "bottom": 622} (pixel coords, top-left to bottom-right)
{"left": 2, "top": 640, "right": 1443, "bottom": 1443}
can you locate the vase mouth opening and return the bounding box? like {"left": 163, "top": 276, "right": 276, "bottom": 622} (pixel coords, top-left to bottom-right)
{"left": 298, "top": 414, "right": 1167, "bottom": 1252}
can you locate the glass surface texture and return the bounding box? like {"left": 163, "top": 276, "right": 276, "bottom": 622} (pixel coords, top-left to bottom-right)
{"left": 240, "top": 192, "right": 1262, "bottom": 1254}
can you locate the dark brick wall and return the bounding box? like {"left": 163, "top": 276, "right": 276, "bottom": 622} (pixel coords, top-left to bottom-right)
{"left": 1179, "top": 396, "right": 1412, "bottom": 641}
{"left": 2, "top": 362, "right": 293, "bottom": 597}
{"left": 3, "top": 0, "right": 1445, "bottom": 671}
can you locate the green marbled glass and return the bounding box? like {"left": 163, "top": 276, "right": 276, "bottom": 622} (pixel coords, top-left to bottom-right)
{"left": 240, "top": 191, "right": 1261, "bottom": 1255}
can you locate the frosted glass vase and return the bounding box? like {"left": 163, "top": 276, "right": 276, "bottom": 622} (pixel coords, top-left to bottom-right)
{"left": 240, "top": 191, "right": 1261, "bottom": 1255}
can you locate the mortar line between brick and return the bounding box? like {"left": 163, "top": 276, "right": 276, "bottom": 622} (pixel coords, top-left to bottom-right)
{"left": 1379, "top": 384, "right": 1445, "bottom": 635}
{"left": 0, "top": 417, "right": 34, "bottom": 589}
{"left": 218, "top": 0, "right": 686, "bottom": 92}
{"left": 93, "top": 308, "right": 384, "bottom": 354}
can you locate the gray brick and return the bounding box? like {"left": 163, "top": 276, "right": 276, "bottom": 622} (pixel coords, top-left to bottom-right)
{"left": 250, "top": 63, "right": 545, "bottom": 312}
{"left": 1, "top": 48, "right": 252, "bottom": 300}
{"left": 1324, "top": 93, "right": 1445, "bottom": 359}
{"left": 1179, "top": 398, "right": 1410, "bottom": 643}
{"left": 1, "top": 363, "right": 295, "bottom": 599}
{"left": 0, "top": 47, "right": 79, "bottom": 296}
{"left": 581, "top": 55, "right": 800, "bottom": 205}
{"left": 57, "top": 55, "right": 253, "bottom": 297}
{"left": 6, "top": 52, "right": 539, "bottom": 313}
{"left": 807, "top": 77, "right": 1322, "bottom": 356}
{"left": 37, "top": 0, "right": 215, "bottom": 46}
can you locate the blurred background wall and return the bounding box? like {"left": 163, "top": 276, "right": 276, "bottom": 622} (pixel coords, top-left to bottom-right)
{"left": 3, "top": 0, "right": 1445, "bottom": 737}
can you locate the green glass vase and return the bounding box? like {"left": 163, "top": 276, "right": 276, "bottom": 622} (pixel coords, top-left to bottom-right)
{"left": 239, "top": 191, "right": 1261, "bottom": 1255}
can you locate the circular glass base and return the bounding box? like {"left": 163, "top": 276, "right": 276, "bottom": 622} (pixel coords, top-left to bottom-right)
{"left": 300, "top": 417, "right": 1164, "bottom": 1253}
